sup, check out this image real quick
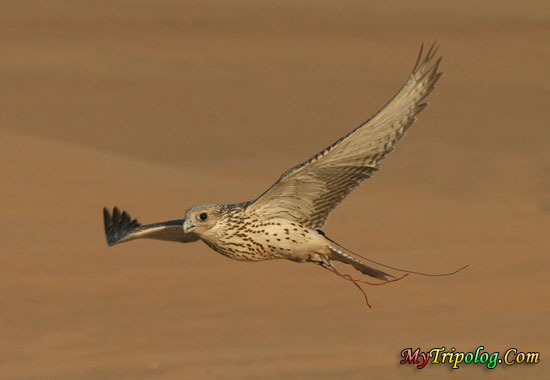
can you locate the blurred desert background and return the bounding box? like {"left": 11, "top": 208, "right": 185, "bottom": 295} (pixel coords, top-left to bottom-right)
{"left": 1, "top": 1, "right": 548, "bottom": 379}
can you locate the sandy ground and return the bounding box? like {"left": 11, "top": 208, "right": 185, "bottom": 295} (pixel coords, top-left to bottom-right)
{"left": 0, "top": 1, "right": 548, "bottom": 379}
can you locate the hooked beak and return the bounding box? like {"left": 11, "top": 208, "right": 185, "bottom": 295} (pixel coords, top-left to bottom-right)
{"left": 183, "top": 219, "right": 195, "bottom": 234}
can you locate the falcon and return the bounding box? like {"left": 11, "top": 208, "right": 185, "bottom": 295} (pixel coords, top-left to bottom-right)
{"left": 104, "top": 44, "right": 442, "bottom": 304}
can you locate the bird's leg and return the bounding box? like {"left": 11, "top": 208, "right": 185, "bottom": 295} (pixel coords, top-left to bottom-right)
{"left": 306, "top": 253, "right": 370, "bottom": 305}
{"left": 318, "top": 259, "right": 372, "bottom": 308}
{"left": 322, "top": 257, "right": 410, "bottom": 286}
{"left": 306, "top": 252, "right": 331, "bottom": 266}
{"left": 317, "top": 258, "right": 410, "bottom": 308}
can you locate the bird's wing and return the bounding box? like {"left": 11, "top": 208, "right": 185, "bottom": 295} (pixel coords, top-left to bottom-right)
{"left": 246, "top": 43, "right": 442, "bottom": 229}
{"left": 103, "top": 207, "right": 199, "bottom": 246}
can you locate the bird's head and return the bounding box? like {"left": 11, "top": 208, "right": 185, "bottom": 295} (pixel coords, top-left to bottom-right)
{"left": 183, "top": 204, "right": 223, "bottom": 236}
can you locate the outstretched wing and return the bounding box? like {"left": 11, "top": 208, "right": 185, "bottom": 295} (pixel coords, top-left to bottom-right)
{"left": 246, "top": 43, "right": 442, "bottom": 229}
{"left": 103, "top": 207, "right": 199, "bottom": 246}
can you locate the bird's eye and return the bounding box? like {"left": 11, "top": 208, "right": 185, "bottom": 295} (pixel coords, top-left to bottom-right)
{"left": 199, "top": 213, "right": 208, "bottom": 221}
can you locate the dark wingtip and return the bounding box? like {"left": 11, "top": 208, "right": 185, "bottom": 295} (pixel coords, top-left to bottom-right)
{"left": 413, "top": 41, "right": 441, "bottom": 75}
{"left": 103, "top": 206, "right": 140, "bottom": 246}
{"left": 103, "top": 207, "right": 112, "bottom": 246}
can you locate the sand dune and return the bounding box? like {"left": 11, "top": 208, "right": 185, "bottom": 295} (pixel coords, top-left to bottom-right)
{"left": 0, "top": 1, "right": 548, "bottom": 379}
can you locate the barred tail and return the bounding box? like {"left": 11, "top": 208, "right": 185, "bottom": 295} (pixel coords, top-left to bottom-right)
{"left": 328, "top": 244, "right": 393, "bottom": 281}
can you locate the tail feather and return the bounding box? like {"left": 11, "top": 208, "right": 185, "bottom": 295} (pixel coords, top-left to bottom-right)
{"left": 328, "top": 244, "right": 393, "bottom": 281}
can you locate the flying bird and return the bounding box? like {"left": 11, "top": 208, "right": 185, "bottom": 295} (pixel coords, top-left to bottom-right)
{"left": 104, "top": 44, "right": 442, "bottom": 304}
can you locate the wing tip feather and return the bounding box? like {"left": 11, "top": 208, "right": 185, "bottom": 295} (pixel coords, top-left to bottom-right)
{"left": 103, "top": 206, "right": 140, "bottom": 246}
{"left": 413, "top": 41, "right": 439, "bottom": 73}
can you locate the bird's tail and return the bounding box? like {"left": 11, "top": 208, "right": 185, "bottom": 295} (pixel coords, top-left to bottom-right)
{"left": 327, "top": 242, "right": 393, "bottom": 281}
